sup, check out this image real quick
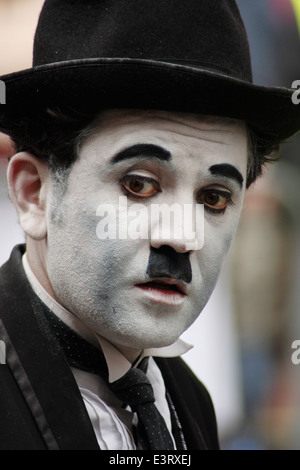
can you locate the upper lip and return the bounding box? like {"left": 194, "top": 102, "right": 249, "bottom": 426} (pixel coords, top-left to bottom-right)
{"left": 135, "top": 278, "right": 188, "bottom": 295}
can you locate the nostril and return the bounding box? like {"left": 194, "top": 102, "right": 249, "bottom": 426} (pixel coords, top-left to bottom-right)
{"left": 150, "top": 238, "right": 194, "bottom": 254}
{"left": 151, "top": 245, "right": 189, "bottom": 257}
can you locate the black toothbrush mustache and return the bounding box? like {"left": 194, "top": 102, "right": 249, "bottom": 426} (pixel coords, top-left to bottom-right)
{"left": 146, "top": 245, "right": 192, "bottom": 284}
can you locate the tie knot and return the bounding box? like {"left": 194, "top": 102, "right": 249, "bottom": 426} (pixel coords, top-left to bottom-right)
{"left": 110, "top": 367, "right": 155, "bottom": 409}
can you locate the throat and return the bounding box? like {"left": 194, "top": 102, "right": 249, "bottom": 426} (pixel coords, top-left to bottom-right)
{"left": 113, "top": 342, "right": 143, "bottom": 364}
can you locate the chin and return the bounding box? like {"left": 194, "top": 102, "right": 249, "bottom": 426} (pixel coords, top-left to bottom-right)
{"left": 112, "top": 327, "right": 183, "bottom": 351}
{"left": 88, "top": 306, "right": 194, "bottom": 351}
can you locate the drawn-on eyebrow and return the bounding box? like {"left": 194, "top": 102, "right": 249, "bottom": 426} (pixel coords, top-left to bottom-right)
{"left": 111, "top": 144, "right": 171, "bottom": 165}
{"left": 209, "top": 163, "right": 244, "bottom": 188}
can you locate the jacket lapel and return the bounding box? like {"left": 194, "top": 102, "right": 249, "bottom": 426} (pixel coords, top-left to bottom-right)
{"left": 155, "top": 356, "right": 219, "bottom": 450}
{"left": 0, "top": 245, "right": 100, "bottom": 450}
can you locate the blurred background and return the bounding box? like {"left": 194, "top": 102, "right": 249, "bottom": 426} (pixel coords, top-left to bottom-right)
{"left": 1, "top": 0, "right": 300, "bottom": 450}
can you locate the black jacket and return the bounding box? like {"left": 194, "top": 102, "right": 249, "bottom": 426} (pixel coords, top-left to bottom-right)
{"left": 0, "top": 245, "right": 219, "bottom": 450}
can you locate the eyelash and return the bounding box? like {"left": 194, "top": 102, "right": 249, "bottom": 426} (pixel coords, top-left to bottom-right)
{"left": 119, "top": 174, "right": 233, "bottom": 214}
{"left": 196, "top": 189, "right": 234, "bottom": 215}
{"left": 120, "top": 174, "right": 161, "bottom": 199}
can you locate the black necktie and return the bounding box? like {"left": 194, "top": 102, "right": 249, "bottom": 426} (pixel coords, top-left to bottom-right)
{"left": 109, "top": 358, "right": 175, "bottom": 450}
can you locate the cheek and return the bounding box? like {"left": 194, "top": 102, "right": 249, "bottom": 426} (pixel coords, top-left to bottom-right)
{"left": 194, "top": 214, "right": 241, "bottom": 283}
{"left": 48, "top": 210, "right": 151, "bottom": 288}
{"left": 95, "top": 238, "right": 151, "bottom": 286}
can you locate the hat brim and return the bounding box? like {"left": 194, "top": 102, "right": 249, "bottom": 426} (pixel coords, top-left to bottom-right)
{"left": 0, "top": 58, "right": 299, "bottom": 141}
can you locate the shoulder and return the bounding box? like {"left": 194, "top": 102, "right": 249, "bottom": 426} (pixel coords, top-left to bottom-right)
{"left": 155, "top": 356, "right": 215, "bottom": 410}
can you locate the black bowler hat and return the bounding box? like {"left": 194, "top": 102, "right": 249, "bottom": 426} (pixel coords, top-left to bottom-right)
{"left": 0, "top": 0, "right": 299, "bottom": 141}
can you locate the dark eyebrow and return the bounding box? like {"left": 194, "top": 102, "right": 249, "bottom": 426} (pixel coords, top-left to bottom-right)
{"left": 209, "top": 163, "right": 244, "bottom": 188}
{"left": 111, "top": 144, "right": 171, "bottom": 164}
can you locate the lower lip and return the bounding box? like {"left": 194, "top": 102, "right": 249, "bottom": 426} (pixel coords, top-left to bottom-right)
{"left": 135, "top": 285, "right": 186, "bottom": 306}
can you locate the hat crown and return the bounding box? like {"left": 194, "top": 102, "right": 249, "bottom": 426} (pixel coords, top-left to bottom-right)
{"left": 33, "top": 0, "right": 252, "bottom": 82}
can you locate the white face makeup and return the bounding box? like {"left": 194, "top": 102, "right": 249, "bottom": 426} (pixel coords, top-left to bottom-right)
{"left": 45, "top": 109, "right": 248, "bottom": 353}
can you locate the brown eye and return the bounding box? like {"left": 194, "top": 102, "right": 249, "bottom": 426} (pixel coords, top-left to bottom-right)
{"left": 128, "top": 177, "right": 144, "bottom": 193}
{"left": 120, "top": 175, "right": 161, "bottom": 198}
{"left": 197, "top": 189, "right": 232, "bottom": 214}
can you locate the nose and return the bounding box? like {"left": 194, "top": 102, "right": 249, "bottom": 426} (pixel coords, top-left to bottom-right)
{"left": 149, "top": 201, "right": 203, "bottom": 254}
{"left": 150, "top": 236, "right": 194, "bottom": 254}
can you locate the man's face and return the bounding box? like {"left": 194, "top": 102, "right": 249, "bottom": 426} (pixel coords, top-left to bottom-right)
{"left": 45, "top": 109, "right": 248, "bottom": 352}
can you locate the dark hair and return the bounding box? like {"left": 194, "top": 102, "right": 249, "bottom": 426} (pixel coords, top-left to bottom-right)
{"left": 4, "top": 107, "right": 95, "bottom": 178}
{"left": 3, "top": 106, "right": 280, "bottom": 188}
{"left": 246, "top": 127, "right": 280, "bottom": 188}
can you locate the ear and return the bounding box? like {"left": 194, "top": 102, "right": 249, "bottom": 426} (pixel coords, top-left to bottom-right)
{"left": 7, "top": 152, "right": 49, "bottom": 240}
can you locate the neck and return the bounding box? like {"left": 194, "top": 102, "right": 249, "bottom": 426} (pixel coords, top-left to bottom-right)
{"left": 26, "top": 237, "right": 58, "bottom": 299}
{"left": 113, "top": 343, "right": 143, "bottom": 364}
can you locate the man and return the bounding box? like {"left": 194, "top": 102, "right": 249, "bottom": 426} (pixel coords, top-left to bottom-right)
{"left": 0, "top": 0, "right": 299, "bottom": 451}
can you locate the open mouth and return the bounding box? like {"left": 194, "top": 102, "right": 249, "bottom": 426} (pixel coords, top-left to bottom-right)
{"left": 135, "top": 278, "right": 187, "bottom": 305}
{"left": 137, "top": 279, "right": 185, "bottom": 293}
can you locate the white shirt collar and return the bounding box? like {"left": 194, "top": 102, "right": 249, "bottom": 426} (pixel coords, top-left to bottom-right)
{"left": 22, "top": 252, "right": 193, "bottom": 382}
